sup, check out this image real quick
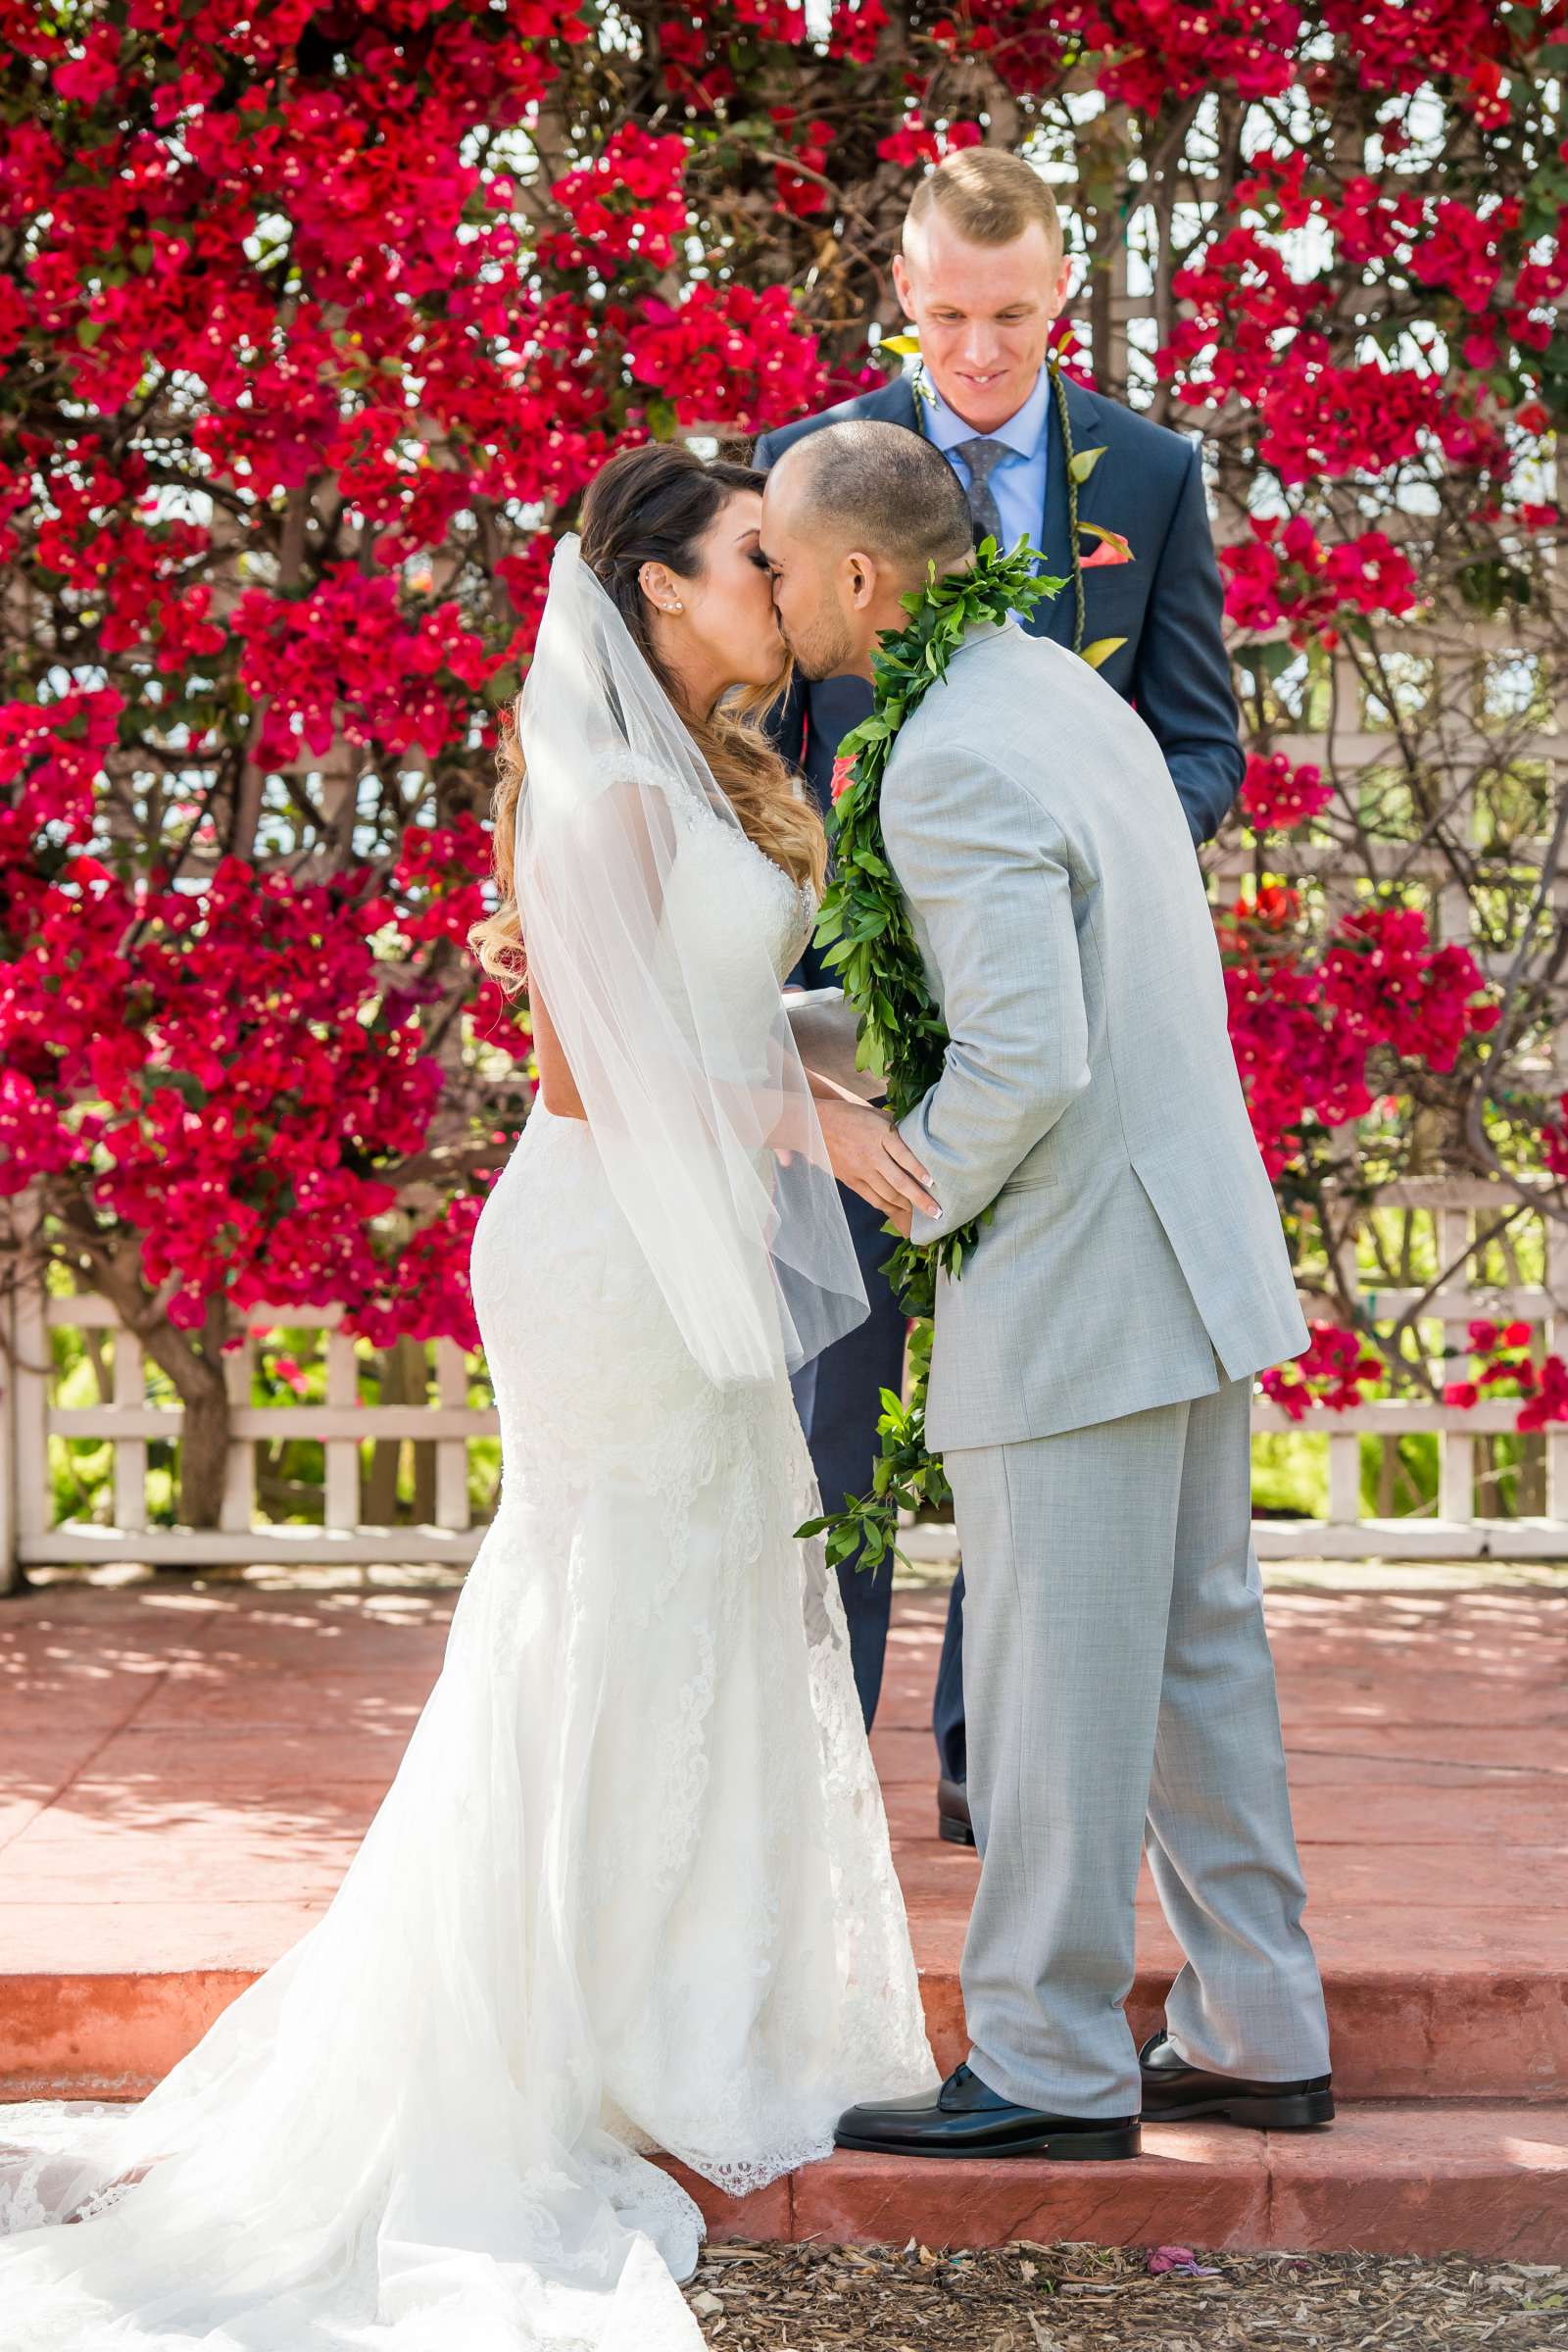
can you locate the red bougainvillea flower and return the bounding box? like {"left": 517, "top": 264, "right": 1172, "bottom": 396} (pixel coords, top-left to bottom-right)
{"left": 1241, "top": 752, "right": 1333, "bottom": 831}
{"left": 1446, "top": 1324, "right": 1568, "bottom": 1431}
{"left": 1218, "top": 890, "right": 1494, "bottom": 1176}
{"left": 1519, "top": 1356, "right": 1568, "bottom": 1432}
{"left": 4, "top": 0, "right": 1559, "bottom": 1390}
{"left": 1221, "top": 515, "right": 1421, "bottom": 647}
{"left": 1261, "top": 1322, "right": 1385, "bottom": 1420}
{"left": 1539, "top": 1094, "right": 1568, "bottom": 1180}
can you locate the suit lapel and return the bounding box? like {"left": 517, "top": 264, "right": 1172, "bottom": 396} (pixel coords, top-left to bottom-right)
{"left": 1034, "top": 373, "right": 1110, "bottom": 645}
{"left": 860, "top": 372, "right": 919, "bottom": 430}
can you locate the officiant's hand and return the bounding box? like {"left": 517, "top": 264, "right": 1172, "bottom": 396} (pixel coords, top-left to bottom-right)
{"left": 815, "top": 1098, "right": 938, "bottom": 1237}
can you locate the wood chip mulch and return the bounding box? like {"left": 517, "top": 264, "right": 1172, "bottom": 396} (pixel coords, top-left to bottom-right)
{"left": 683, "top": 2240, "right": 1568, "bottom": 2349}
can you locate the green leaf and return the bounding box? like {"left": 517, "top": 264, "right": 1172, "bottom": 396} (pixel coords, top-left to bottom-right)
{"left": 1457, "top": 556, "right": 1529, "bottom": 615}
{"left": 1244, "top": 639, "right": 1300, "bottom": 681}
{"left": 143, "top": 1066, "right": 208, "bottom": 1107}
{"left": 1068, "top": 443, "right": 1108, "bottom": 486}
{"left": 1080, "top": 635, "right": 1128, "bottom": 669}
{"left": 1077, "top": 521, "right": 1134, "bottom": 563}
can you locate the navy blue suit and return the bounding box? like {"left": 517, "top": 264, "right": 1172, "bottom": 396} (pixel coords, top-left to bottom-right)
{"left": 754, "top": 367, "right": 1243, "bottom": 1746}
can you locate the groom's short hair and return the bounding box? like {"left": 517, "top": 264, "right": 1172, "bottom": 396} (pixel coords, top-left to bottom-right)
{"left": 781, "top": 420, "right": 974, "bottom": 586}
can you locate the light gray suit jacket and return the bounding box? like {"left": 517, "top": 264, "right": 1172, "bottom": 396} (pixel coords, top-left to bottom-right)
{"left": 881, "top": 617, "right": 1308, "bottom": 1452}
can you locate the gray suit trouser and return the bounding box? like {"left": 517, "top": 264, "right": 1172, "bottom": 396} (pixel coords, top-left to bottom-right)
{"left": 944, "top": 1372, "right": 1331, "bottom": 2118}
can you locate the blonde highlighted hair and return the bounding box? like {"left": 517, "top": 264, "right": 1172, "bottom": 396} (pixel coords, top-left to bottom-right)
{"left": 904, "top": 146, "right": 1064, "bottom": 265}
{"left": 468, "top": 444, "right": 826, "bottom": 993}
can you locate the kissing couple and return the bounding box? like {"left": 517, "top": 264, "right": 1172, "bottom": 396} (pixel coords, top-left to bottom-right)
{"left": 0, "top": 428, "right": 1330, "bottom": 2352}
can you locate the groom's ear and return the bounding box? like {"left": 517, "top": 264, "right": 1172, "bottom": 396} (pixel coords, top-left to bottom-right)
{"left": 845, "top": 551, "right": 880, "bottom": 611}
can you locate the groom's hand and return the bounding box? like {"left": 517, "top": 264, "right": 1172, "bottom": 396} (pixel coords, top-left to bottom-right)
{"left": 815, "top": 1097, "right": 938, "bottom": 1235}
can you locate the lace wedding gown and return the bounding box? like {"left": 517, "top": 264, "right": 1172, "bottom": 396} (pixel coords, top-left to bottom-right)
{"left": 0, "top": 816, "right": 938, "bottom": 2350}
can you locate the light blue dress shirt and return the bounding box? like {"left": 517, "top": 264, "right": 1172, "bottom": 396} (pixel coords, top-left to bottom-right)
{"left": 916, "top": 364, "right": 1054, "bottom": 569}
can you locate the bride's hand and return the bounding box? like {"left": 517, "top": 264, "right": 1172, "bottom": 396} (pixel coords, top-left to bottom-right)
{"left": 814, "top": 1097, "right": 939, "bottom": 1237}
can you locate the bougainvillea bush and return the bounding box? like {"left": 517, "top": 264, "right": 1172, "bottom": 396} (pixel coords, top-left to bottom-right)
{"left": 2, "top": 0, "right": 1565, "bottom": 1526}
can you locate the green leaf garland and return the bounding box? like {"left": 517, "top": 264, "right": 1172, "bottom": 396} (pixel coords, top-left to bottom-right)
{"left": 796, "top": 536, "right": 1064, "bottom": 1573}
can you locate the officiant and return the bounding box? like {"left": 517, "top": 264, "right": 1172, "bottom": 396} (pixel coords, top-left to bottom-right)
{"left": 754, "top": 145, "right": 1245, "bottom": 1840}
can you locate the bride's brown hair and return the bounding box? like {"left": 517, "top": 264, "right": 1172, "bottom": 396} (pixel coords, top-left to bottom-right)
{"left": 469, "top": 444, "right": 826, "bottom": 991}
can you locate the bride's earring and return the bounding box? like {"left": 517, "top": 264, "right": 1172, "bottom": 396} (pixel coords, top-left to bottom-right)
{"left": 640, "top": 562, "right": 685, "bottom": 619}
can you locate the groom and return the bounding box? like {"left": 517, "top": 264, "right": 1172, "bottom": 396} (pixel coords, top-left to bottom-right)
{"left": 760, "top": 421, "right": 1332, "bottom": 2151}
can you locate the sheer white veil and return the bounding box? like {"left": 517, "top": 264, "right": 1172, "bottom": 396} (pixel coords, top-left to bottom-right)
{"left": 513, "top": 531, "right": 868, "bottom": 1389}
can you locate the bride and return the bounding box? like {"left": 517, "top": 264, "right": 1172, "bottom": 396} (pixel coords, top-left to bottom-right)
{"left": 0, "top": 445, "right": 940, "bottom": 2349}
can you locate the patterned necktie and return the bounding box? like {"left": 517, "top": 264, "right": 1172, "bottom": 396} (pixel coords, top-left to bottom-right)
{"left": 952, "top": 435, "right": 1008, "bottom": 548}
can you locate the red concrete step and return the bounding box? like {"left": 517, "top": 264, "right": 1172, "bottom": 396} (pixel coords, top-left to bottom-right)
{"left": 664, "top": 2102, "right": 1568, "bottom": 2263}
{"left": 6, "top": 1900, "right": 1560, "bottom": 2107}
{"left": 896, "top": 1849, "right": 1568, "bottom": 2104}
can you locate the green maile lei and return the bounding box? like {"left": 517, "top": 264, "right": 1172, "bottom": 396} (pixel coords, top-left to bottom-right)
{"left": 795, "top": 536, "right": 1064, "bottom": 1573}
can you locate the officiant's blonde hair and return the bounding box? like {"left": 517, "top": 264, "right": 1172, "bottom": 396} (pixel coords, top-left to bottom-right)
{"left": 905, "top": 148, "right": 1064, "bottom": 266}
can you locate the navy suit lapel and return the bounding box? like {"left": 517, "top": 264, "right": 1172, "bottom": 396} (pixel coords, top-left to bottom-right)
{"left": 1033, "top": 373, "right": 1110, "bottom": 646}
{"left": 859, "top": 373, "right": 919, "bottom": 430}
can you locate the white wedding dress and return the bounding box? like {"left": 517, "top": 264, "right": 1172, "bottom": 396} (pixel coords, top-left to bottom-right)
{"left": 0, "top": 813, "right": 938, "bottom": 2348}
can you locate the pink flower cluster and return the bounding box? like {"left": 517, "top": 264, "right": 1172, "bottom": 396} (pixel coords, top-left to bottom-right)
{"left": 1444, "top": 1322, "right": 1568, "bottom": 1434}
{"left": 233, "top": 569, "right": 491, "bottom": 764}
{"left": 551, "top": 125, "right": 689, "bottom": 266}
{"left": 1052, "top": 0, "right": 1301, "bottom": 109}
{"left": 1220, "top": 891, "right": 1496, "bottom": 1176}
{"left": 876, "top": 116, "right": 984, "bottom": 170}
{"left": 0, "top": 851, "right": 448, "bottom": 1330}
{"left": 1320, "top": 0, "right": 1510, "bottom": 113}
{"left": 1160, "top": 111, "right": 1561, "bottom": 501}
{"left": 1260, "top": 1321, "right": 1384, "bottom": 1421}
{"left": 769, "top": 107, "right": 836, "bottom": 218}
{"left": 626, "top": 282, "right": 829, "bottom": 434}
{"left": 1221, "top": 515, "right": 1420, "bottom": 648}
{"left": 1239, "top": 752, "right": 1332, "bottom": 832}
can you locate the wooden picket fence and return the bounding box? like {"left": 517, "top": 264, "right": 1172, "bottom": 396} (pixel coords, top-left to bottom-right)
{"left": 0, "top": 1291, "right": 492, "bottom": 1579}
{"left": 3, "top": 1173, "right": 1566, "bottom": 1583}
{"left": 1250, "top": 1174, "right": 1568, "bottom": 1558}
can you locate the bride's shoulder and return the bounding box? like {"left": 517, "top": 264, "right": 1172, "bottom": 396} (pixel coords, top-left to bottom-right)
{"left": 597, "top": 740, "right": 701, "bottom": 798}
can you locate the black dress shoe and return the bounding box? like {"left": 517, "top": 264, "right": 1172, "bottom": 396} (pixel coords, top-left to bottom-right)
{"left": 937, "top": 1778, "right": 975, "bottom": 1847}
{"left": 1139, "top": 2029, "right": 1334, "bottom": 2129}
{"left": 835, "top": 2063, "right": 1140, "bottom": 2160}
